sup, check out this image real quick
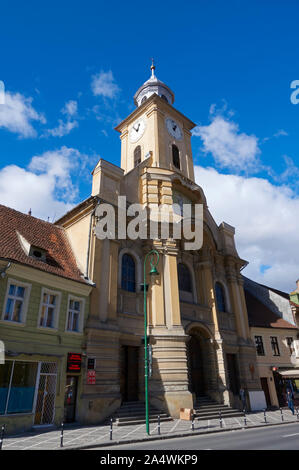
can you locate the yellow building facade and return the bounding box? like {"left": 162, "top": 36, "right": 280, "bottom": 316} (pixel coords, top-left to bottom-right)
{"left": 57, "top": 65, "right": 262, "bottom": 421}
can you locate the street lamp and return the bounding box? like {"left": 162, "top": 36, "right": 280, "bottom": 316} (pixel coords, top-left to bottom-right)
{"left": 143, "top": 249, "right": 159, "bottom": 435}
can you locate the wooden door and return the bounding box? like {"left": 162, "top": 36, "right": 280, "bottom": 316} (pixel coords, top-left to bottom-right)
{"left": 260, "top": 377, "right": 271, "bottom": 407}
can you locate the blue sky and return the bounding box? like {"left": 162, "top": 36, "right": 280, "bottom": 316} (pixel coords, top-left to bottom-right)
{"left": 1, "top": 0, "right": 299, "bottom": 291}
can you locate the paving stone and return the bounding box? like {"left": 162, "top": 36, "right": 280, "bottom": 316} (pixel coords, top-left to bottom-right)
{"left": 1, "top": 409, "right": 299, "bottom": 450}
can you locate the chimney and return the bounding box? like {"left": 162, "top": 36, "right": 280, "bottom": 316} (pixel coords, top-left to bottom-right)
{"left": 296, "top": 279, "right": 299, "bottom": 292}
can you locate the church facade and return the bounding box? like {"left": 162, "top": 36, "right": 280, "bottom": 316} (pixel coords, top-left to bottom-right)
{"left": 57, "top": 64, "right": 262, "bottom": 422}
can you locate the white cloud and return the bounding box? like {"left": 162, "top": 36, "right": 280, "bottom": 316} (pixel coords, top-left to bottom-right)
{"left": 0, "top": 91, "right": 45, "bottom": 138}
{"left": 193, "top": 116, "right": 260, "bottom": 172}
{"left": 0, "top": 146, "right": 88, "bottom": 220}
{"left": 62, "top": 100, "right": 78, "bottom": 117}
{"left": 91, "top": 70, "right": 120, "bottom": 98}
{"left": 43, "top": 99, "right": 79, "bottom": 138}
{"left": 43, "top": 119, "right": 78, "bottom": 137}
{"left": 195, "top": 166, "right": 299, "bottom": 292}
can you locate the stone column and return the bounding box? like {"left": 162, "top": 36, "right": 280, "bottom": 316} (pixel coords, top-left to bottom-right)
{"left": 198, "top": 259, "right": 230, "bottom": 404}
{"left": 148, "top": 240, "right": 193, "bottom": 417}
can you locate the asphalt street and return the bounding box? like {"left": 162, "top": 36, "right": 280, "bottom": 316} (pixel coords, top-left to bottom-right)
{"left": 97, "top": 422, "right": 299, "bottom": 450}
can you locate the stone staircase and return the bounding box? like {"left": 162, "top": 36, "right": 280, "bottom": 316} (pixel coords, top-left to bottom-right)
{"left": 110, "top": 401, "right": 173, "bottom": 426}
{"left": 193, "top": 395, "right": 244, "bottom": 421}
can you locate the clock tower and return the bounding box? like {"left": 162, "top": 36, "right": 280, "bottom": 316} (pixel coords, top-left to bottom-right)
{"left": 115, "top": 62, "right": 196, "bottom": 182}
{"left": 58, "top": 63, "right": 261, "bottom": 424}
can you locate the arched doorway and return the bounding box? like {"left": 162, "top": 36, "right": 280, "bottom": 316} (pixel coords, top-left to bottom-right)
{"left": 187, "top": 336, "right": 205, "bottom": 395}
{"left": 186, "top": 326, "right": 218, "bottom": 399}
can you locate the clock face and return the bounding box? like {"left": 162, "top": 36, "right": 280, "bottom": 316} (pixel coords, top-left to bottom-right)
{"left": 166, "top": 118, "right": 182, "bottom": 140}
{"left": 129, "top": 118, "right": 146, "bottom": 143}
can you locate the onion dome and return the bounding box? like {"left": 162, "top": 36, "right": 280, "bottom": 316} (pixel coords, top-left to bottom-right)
{"left": 134, "top": 60, "right": 174, "bottom": 107}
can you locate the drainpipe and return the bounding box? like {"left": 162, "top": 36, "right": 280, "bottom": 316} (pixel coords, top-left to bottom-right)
{"left": 85, "top": 198, "right": 100, "bottom": 280}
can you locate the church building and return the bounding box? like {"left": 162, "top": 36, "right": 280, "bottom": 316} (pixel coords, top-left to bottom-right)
{"left": 57, "top": 64, "right": 262, "bottom": 423}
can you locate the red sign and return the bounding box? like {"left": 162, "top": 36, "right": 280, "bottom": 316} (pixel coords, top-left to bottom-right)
{"left": 67, "top": 353, "right": 82, "bottom": 372}
{"left": 87, "top": 369, "right": 96, "bottom": 384}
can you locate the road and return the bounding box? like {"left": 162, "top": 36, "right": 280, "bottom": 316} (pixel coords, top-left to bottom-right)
{"left": 95, "top": 422, "right": 299, "bottom": 450}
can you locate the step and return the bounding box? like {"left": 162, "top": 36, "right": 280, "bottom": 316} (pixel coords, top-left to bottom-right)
{"left": 115, "top": 416, "right": 173, "bottom": 427}
{"left": 194, "top": 403, "right": 229, "bottom": 410}
{"left": 109, "top": 401, "right": 172, "bottom": 426}
{"left": 116, "top": 414, "right": 171, "bottom": 423}
{"left": 194, "top": 410, "right": 244, "bottom": 420}
{"left": 115, "top": 410, "right": 163, "bottom": 417}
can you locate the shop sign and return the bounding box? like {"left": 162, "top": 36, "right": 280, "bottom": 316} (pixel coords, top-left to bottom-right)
{"left": 87, "top": 369, "right": 96, "bottom": 384}
{"left": 67, "top": 353, "right": 82, "bottom": 372}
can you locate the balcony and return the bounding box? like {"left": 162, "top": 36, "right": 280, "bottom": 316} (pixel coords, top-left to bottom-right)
{"left": 180, "top": 301, "right": 213, "bottom": 325}
{"left": 218, "top": 311, "right": 236, "bottom": 331}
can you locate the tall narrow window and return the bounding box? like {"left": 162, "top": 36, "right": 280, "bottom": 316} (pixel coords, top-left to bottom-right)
{"left": 134, "top": 146, "right": 141, "bottom": 167}
{"left": 67, "top": 299, "right": 82, "bottom": 332}
{"left": 255, "top": 336, "right": 265, "bottom": 356}
{"left": 4, "top": 284, "right": 26, "bottom": 323}
{"left": 40, "top": 292, "right": 57, "bottom": 328}
{"left": 172, "top": 144, "right": 180, "bottom": 169}
{"left": 178, "top": 263, "right": 192, "bottom": 293}
{"left": 215, "top": 282, "right": 226, "bottom": 313}
{"left": 286, "top": 337, "right": 295, "bottom": 356}
{"left": 121, "top": 254, "right": 136, "bottom": 292}
{"left": 270, "top": 336, "right": 280, "bottom": 356}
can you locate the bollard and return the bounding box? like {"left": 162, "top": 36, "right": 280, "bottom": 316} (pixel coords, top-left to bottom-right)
{"left": 191, "top": 413, "right": 195, "bottom": 432}
{"left": 219, "top": 410, "right": 223, "bottom": 428}
{"left": 60, "top": 422, "right": 64, "bottom": 448}
{"left": 0, "top": 425, "right": 5, "bottom": 450}
{"left": 158, "top": 415, "right": 161, "bottom": 435}
{"left": 263, "top": 409, "right": 267, "bottom": 423}
{"left": 110, "top": 418, "right": 113, "bottom": 440}
{"left": 243, "top": 409, "right": 247, "bottom": 427}
{"left": 280, "top": 407, "right": 284, "bottom": 422}
{"left": 296, "top": 408, "right": 299, "bottom": 420}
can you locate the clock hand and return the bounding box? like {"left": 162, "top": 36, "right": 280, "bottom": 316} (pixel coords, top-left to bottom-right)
{"left": 134, "top": 123, "right": 140, "bottom": 132}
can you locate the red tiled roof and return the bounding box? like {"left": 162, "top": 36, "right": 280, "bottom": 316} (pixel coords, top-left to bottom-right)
{"left": 0, "top": 204, "right": 85, "bottom": 284}
{"left": 245, "top": 289, "right": 297, "bottom": 329}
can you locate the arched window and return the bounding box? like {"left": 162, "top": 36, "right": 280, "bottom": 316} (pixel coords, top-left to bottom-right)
{"left": 161, "top": 94, "right": 168, "bottom": 103}
{"left": 121, "top": 254, "right": 136, "bottom": 292}
{"left": 141, "top": 96, "right": 147, "bottom": 104}
{"left": 178, "top": 263, "right": 192, "bottom": 293}
{"left": 134, "top": 146, "right": 141, "bottom": 167}
{"left": 215, "top": 282, "right": 226, "bottom": 312}
{"left": 172, "top": 144, "right": 180, "bottom": 169}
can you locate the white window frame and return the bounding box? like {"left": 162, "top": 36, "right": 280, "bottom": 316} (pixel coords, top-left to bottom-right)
{"left": 65, "top": 295, "right": 85, "bottom": 334}
{"left": 37, "top": 288, "right": 61, "bottom": 330}
{"left": 285, "top": 336, "right": 296, "bottom": 357}
{"left": 293, "top": 338, "right": 299, "bottom": 358}
{"left": 1, "top": 278, "right": 31, "bottom": 325}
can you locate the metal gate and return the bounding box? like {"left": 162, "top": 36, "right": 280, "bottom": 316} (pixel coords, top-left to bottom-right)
{"left": 34, "top": 362, "right": 57, "bottom": 425}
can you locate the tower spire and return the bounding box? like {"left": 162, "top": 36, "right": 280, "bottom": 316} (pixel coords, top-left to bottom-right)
{"left": 150, "top": 58, "right": 156, "bottom": 78}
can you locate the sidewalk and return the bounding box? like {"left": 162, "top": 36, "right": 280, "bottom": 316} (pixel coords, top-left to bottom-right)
{"left": 2, "top": 409, "right": 299, "bottom": 450}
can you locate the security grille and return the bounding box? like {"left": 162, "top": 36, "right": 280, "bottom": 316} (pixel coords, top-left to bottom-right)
{"left": 34, "top": 362, "right": 57, "bottom": 425}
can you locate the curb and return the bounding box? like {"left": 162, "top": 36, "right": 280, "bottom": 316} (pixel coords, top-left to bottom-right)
{"left": 60, "top": 419, "right": 299, "bottom": 451}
